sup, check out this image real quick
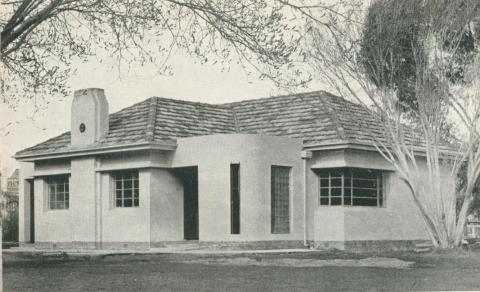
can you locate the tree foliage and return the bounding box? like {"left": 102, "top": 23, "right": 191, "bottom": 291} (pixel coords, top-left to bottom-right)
{"left": 0, "top": 0, "right": 302, "bottom": 107}
{"left": 360, "top": 0, "right": 480, "bottom": 113}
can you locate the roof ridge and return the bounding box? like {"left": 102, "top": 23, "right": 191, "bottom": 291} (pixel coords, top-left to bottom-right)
{"left": 221, "top": 90, "right": 329, "bottom": 106}
{"left": 145, "top": 97, "right": 158, "bottom": 141}
{"left": 315, "top": 94, "right": 348, "bottom": 141}
{"left": 153, "top": 96, "right": 229, "bottom": 108}
{"left": 230, "top": 106, "right": 241, "bottom": 133}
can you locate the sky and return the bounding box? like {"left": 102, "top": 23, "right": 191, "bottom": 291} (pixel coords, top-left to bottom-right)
{"left": 0, "top": 50, "right": 324, "bottom": 189}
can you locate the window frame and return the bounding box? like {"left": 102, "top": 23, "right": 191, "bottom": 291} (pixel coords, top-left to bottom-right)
{"left": 45, "top": 175, "right": 70, "bottom": 211}
{"left": 318, "top": 168, "right": 386, "bottom": 208}
{"left": 112, "top": 170, "right": 140, "bottom": 208}
{"left": 271, "top": 165, "right": 292, "bottom": 234}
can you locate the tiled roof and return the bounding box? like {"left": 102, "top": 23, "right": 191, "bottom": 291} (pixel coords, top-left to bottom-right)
{"left": 15, "top": 91, "right": 425, "bottom": 157}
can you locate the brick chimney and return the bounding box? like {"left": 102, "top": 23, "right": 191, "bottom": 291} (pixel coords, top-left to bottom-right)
{"left": 71, "top": 88, "right": 109, "bottom": 146}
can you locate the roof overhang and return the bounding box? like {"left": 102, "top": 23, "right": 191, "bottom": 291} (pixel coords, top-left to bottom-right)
{"left": 303, "top": 141, "right": 460, "bottom": 158}
{"left": 14, "top": 142, "right": 177, "bottom": 162}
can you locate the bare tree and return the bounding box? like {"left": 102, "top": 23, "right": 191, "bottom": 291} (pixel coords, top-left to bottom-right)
{"left": 0, "top": 0, "right": 305, "bottom": 108}
{"left": 296, "top": 0, "right": 480, "bottom": 248}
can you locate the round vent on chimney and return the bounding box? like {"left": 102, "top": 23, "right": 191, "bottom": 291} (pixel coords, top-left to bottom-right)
{"left": 79, "top": 123, "right": 86, "bottom": 133}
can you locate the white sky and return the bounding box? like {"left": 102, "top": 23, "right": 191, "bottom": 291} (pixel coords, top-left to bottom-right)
{"left": 0, "top": 51, "right": 324, "bottom": 188}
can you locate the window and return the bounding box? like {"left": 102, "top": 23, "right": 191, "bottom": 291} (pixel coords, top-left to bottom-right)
{"left": 230, "top": 164, "right": 240, "bottom": 234}
{"left": 113, "top": 171, "right": 139, "bottom": 207}
{"left": 271, "top": 166, "right": 291, "bottom": 234}
{"left": 47, "top": 176, "right": 69, "bottom": 210}
{"left": 318, "top": 168, "right": 384, "bottom": 207}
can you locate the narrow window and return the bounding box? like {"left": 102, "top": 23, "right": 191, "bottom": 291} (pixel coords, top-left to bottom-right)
{"left": 230, "top": 164, "right": 240, "bottom": 234}
{"left": 113, "top": 171, "right": 139, "bottom": 208}
{"left": 46, "top": 175, "right": 69, "bottom": 210}
{"left": 271, "top": 166, "right": 291, "bottom": 234}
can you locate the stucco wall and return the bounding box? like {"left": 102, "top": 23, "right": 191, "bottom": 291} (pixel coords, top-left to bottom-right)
{"left": 172, "top": 134, "right": 305, "bottom": 242}
{"left": 150, "top": 168, "right": 184, "bottom": 242}
{"left": 308, "top": 149, "right": 430, "bottom": 243}
{"left": 35, "top": 158, "right": 96, "bottom": 244}
{"left": 100, "top": 169, "right": 151, "bottom": 245}
{"left": 18, "top": 162, "right": 34, "bottom": 243}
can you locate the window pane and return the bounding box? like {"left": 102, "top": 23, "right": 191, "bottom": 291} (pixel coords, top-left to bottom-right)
{"left": 319, "top": 178, "right": 329, "bottom": 188}
{"left": 353, "top": 198, "right": 378, "bottom": 206}
{"left": 331, "top": 197, "right": 342, "bottom": 205}
{"left": 353, "top": 188, "right": 378, "bottom": 198}
{"left": 124, "top": 189, "right": 132, "bottom": 198}
{"left": 124, "top": 179, "right": 132, "bottom": 189}
{"left": 271, "top": 166, "right": 290, "bottom": 234}
{"left": 57, "top": 192, "right": 64, "bottom": 202}
{"left": 116, "top": 199, "right": 123, "bottom": 207}
{"left": 331, "top": 188, "right": 342, "bottom": 196}
{"left": 115, "top": 190, "right": 122, "bottom": 200}
{"left": 331, "top": 178, "right": 342, "bottom": 187}
{"left": 320, "top": 198, "right": 329, "bottom": 205}
{"left": 50, "top": 202, "right": 56, "bottom": 209}
{"left": 134, "top": 179, "right": 139, "bottom": 189}
{"left": 65, "top": 201, "right": 69, "bottom": 209}
{"left": 115, "top": 180, "right": 122, "bottom": 190}
{"left": 319, "top": 188, "right": 329, "bottom": 197}
{"left": 134, "top": 199, "right": 139, "bottom": 207}
{"left": 353, "top": 179, "right": 377, "bottom": 189}
{"left": 124, "top": 199, "right": 132, "bottom": 207}
{"left": 344, "top": 197, "right": 352, "bottom": 205}
{"left": 133, "top": 189, "right": 139, "bottom": 199}
{"left": 49, "top": 185, "right": 55, "bottom": 195}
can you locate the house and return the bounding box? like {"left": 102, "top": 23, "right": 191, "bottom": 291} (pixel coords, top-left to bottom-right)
{"left": 465, "top": 214, "right": 480, "bottom": 239}
{"left": 15, "top": 88, "right": 432, "bottom": 250}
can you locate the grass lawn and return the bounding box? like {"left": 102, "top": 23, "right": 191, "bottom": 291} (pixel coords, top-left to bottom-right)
{"left": 3, "top": 249, "right": 480, "bottom": 291}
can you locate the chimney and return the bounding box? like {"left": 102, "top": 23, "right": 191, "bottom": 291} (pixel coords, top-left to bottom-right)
{"left": 71, "top": 88, "right": 109, "bottom": 146}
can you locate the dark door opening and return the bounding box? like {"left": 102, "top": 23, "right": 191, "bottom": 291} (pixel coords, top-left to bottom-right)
{"left": 175, "top": 167, "right": 199, "bottom": 240}
{"left": 27, "top": 179, "right": 35, "bottom": 243}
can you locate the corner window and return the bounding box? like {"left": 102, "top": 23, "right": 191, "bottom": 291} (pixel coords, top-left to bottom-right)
{"left": 271, "top": 165, "right": 291, "bottom": 234}
{"left": 113, "top": 171, "right": 139, "bottom": 208}
{"left": 46, "top": 176, "right": 69, "bottom": 210}
{"left": 317, "top": 168, "right": 384, "bottom": 207}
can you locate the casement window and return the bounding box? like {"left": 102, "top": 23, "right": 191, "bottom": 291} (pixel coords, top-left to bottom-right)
{"left": 318, "top": 168, "right": 384, "bottom": 207}
{"left": 113, "top": 171, "right": 139, "bottom": 208}
{"left": 271, "top": 165, "right": 291, "bottom": 234}
{"left": 230, "top": 164, "right": 240, "bottom": 234}
{"left": 46, "top": 176, "right": 70, "bottom": 210}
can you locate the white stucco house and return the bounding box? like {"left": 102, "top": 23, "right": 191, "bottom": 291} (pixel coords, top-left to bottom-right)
{"left": 15, "top": 88, "right": 433, "bottom": 250}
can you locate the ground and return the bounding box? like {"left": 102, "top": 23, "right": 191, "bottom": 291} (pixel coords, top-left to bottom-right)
{"left": 3, "top": 249, "right": 480, "bottom": 291}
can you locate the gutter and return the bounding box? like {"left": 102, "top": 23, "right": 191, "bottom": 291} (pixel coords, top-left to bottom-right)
{"left": 14, "top": 141, "right": 177, "bottom": 162}
{"left": 303, "top": 141, "right": 460, "bottom": 158}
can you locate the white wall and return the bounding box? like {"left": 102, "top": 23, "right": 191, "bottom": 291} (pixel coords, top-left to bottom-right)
{"left": 150, "top": 169, "right": 184, "bottom": 242}
{"left": 172, "top": 134, "right": 305, "bottom": 242}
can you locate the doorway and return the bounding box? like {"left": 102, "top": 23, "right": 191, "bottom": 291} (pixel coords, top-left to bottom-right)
{"left": 175, "top": 167, "right": 199, "bottom": 240}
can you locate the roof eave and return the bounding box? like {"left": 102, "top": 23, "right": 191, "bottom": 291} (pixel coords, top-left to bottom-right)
{"left": 303, "top": 141, "right": 460, "bottom": 157}
{"left": 14, "top": 141, "right": 177, "bottom": 162}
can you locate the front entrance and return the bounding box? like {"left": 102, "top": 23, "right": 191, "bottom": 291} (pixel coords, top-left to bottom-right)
{"left": 175, "top": 167, "right": 199, "bottom": 240}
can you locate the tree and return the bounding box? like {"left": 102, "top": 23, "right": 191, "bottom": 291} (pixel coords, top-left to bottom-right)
{"left": 360, "top": 0, "right": 480, "bottom": 113}
{"left": 299, "top": 0, "right": 480, "bottom": 248}
{"left": 0, "top": 0, "right": 303, "bottom": 108}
